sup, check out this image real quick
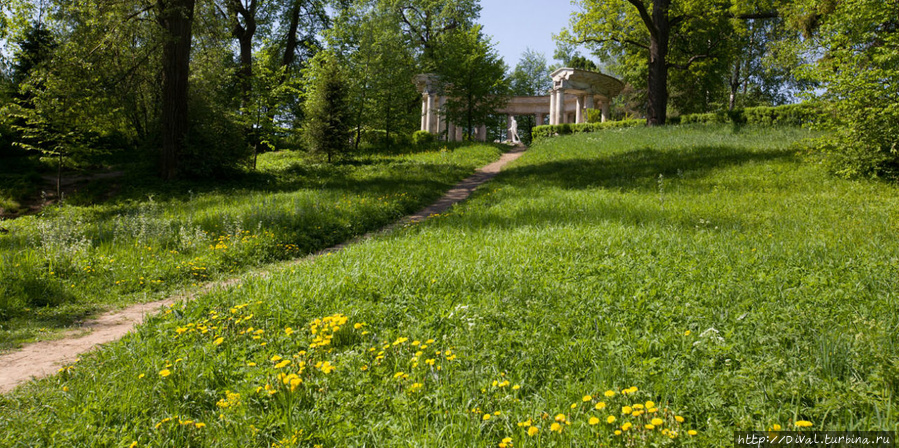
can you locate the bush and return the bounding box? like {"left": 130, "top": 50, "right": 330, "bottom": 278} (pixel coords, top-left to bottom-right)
{"left": 412, "top": 130, "right": 436, "bottom": 146}
{"left": 179, "top": 98, "right": 253, "bottom": 179}
{"left": 532, "top": 119, "right": 645, "bottom": 141}
{"left": 678, "top": 104, "right": 828, "bottom": 127}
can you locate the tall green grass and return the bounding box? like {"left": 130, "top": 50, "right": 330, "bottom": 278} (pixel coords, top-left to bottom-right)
{"left": 1, "top": 125, "right": 897, "bottom": 446}
{"left": 0, "top": 144, "right": 503, "bottom": 350}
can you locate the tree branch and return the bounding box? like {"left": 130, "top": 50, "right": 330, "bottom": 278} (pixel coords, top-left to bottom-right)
{"left": 667, "top": 53, "right": 709, "bottom": 70}
{"left": 626, "top": 0, "right": 659, "bottom": 40}
{"left": 399, "top": 8, "right": 426, "bottom": 45}
{"left": 581, "top": 36, "right": 650, "bottom": 51}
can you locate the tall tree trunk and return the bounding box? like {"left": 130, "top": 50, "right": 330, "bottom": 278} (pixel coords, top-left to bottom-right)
{"left": 729, "top": 61, "right": 741, "bottom": 111}
{"left": 230, "top": 0, "right": 257, "bottom": 110}
{"left": 281, "top": 1, "right": 302, "bottom": 72}
{"left": 157, "top": 0, "right": 196, "bottom": 180}
{"left": 646, "top": 0, "right": 670, "bottom": 126}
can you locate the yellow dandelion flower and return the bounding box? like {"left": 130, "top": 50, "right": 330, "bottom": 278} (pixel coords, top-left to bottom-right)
{"left": 645, "top": 401, "right": 655, "bottom": 409}
{"left": 652, "top": 418, "right": 664, "bottom": 426}
{"left": 772, "top": 424, "right": 781, "bottom": 431}
{"left": 512, "top": 384, "right": 520, "bottom": 390}
{"left": 583, "top": 395, "right": 593, "bottom": 402}
{"left": 589, "top": 417, "right": 600, "bottom": 425}
{"left": 604, "top": 390, "right": 616, "bottom": 397}
{"left": 527, "top": 426, "right": 539, "bottom": 437}
{"left": 554, "top": 414, "right": 566, "bottom": 422}
{"left": 688, "top": 430, "right": 697, "bottom": 436}
{"left": 614, "top": 430, "right": 621, "bottom": 435}
{"left": 621, "top": 406, "right": 632, "bottom": 414}
{"left": 274, "top": 360, "right": 291, "bottom": 369}
{"left": 595, "top": 402, "right": 606, "bottom": 410}
{"left": 645, "top": 424, "right": 655, "bottom": 430}
{"left": 195, "top": 422, "right": 206, "bottom": 428}
{"left": 607, "top": 415, "right": 616, "bottom": 424}
{"left": 684, "top": 330, "right": 691, "bottom": 336}
{"left": 138, "top": 374, "right": 145, "bottom": 379}
{"left": 319, "top": 361, "right": 335, "bottom": 374}
{"left": 570, "top": 403, "right": 577, "bottom": 409}
{"left": 795, "top": 420, "right": 812, "bottom": 428}
{"left": 130, "top": 442, "right": 137, "bottom": 448}
{"left": 502, "top": 437, "right": 512, "bottom": 444}
{"left": 270, "top": 355, "right": 282, "bottom": 362}
{"left": 159, "top": 369, "right": 171, "bottom": 377}
{"left": 675, "top": 415, "right": 685, "bottom": 423}
{"left": 621, "top": 422, "right": 633, "bottom": 431}
{"left": 213, "top": 337, "right": 224, "bottom": 345}
{"left": 550, "top": 422, "right": 562, "bottom": 433}
{"left": 483, "top": 414, "right": 491, "bottom": 421}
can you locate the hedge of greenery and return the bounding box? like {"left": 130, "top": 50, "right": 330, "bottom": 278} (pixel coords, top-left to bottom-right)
{"left": 673, "top": 104, "right": 829, "bottom": 127}
{"left": 533, "top": 104, "right": 828, "bottom": 142}
{"left": 532, "top": 119, "right": 646, "bottom": 141}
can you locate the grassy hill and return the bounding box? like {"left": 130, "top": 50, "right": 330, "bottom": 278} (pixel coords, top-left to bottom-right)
{"left": 2, "top": 125, "right": 897, "bottom": 446}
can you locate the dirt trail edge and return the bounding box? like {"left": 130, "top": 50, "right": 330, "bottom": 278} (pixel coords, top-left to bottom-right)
{"left": 0, "top": 145, "right": 527, "bottom": 394}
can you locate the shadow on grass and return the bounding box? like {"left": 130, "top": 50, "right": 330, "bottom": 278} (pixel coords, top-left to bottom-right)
{"left": 502, "top": 145, "right": 795, "bottom": 192}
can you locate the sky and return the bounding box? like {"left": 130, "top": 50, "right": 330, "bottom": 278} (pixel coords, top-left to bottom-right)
{"left": 478, "top": 0, "right": 581, "bottom": 69}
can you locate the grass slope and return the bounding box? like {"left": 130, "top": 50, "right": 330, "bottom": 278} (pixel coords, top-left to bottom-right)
{"left": 2, "top": 125, "right": 897, "bottom": 446}
{"left": 0, "top": 144, "right": 503, "bottom": 351}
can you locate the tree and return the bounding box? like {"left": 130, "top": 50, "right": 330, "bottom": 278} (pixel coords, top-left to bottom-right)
{"left": 434, "top": 25, "right": 509, "bottom": 140}
{"left": 785, "top": 0, "right": 899, "bottom": 177}
{"left": 510, "top": 49, "right": 551, "bottom": 96}
{"left": 388, "top": 0, "right": 480, "bottom": 69}
{"left": 157, "top": 0, "right": 197, "bottom": 179}
{"left": 565, "top": 0, "right": 784, "bottom": 124}
{"left": 510, "top": 49, "right": 550, "bottom": 138}
{"left": 303, "top": 52, "right": 350, "bottom": 162}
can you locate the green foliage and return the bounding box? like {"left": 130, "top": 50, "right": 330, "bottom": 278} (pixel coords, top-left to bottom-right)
{"left": 411, "top": 130, "right": 436, "bottom": 146}
{"left": 3, "top": 126, "right": 898, "bottom": 445}
{"left": 179, "top": 97, "right": 254, "bottom": 178}
{"left": 328, "top": 1, "right": 421, "bottom": 152}
{"left": 786, "top": 0, "right": 899, "bottom": 178}
{"left": 302, "top": 53, "right": 351, "bottom": 163}
{"left": 509, "top": 49, "right": 551, "bottom": 96}
{"left": 435, "top": 25, "right": 510, "bottom": 139}
{"left": 532, "top": 119, "right": 646, "bottom": 141}
{"left": 677, "top": 104, "right": 827, "bottom": 126}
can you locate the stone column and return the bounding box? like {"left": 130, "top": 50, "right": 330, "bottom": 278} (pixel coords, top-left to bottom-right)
{"left": 477, "top": 124, "right": 487, "bottom": 142}
{"left": 447, "top": 123, "right": 456, "bottom": 142}
{"left": 421, "top": 94, "right": 428, "bottom": 131}
{"left": 549, "top": 91, "right": 557, "bottom": 125}
{"left": 428, "top": 94, "right": 439, "bottom": 133}
{"left": 601, "top": 101, "right": 610, "bottom": 123}
{"left": 556, "top": 90, "right": 566, "bottom": 125}
{"left": 455, "top": 126, "right": 464, "bottom": 141}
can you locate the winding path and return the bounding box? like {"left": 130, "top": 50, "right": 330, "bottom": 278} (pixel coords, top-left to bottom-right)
{"left": 0, "top": 145, "right": 527, "bottom": 394}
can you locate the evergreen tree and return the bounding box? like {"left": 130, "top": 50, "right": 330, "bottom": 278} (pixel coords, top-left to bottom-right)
{"left": 303, "top": 53, "right": 350, "bottom": 162}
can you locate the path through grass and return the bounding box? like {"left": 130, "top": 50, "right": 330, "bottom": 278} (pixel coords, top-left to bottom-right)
{"left": 2, "top": 125, "right": 897, "bottom": 446}
{"left": 0, "top": 144, "right": 503, "bottom": 351}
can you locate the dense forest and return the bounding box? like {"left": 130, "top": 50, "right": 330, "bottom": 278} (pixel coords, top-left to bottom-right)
{"left": 0, "top": 0, "right": 896, "bottom": 183}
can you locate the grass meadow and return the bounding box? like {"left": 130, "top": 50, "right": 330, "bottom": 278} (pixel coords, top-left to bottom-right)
{"left": 1, "top": 125, "right": 897, "bottom": 446}
{"left": 0, "top": 144, "right": 503, "bottom": 351}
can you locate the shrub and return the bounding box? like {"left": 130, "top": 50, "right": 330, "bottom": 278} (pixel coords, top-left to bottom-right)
{"left": 532, "top": 119, "right": 646, "bottom": 142}
{"left": 678, "top": 104, "right": 828, "bottom": 127}
{"left": 412, "top": 130, "right": 436, "bottom": 146}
